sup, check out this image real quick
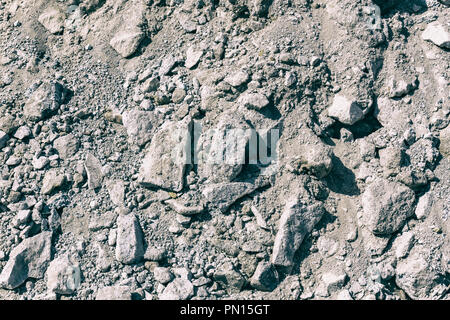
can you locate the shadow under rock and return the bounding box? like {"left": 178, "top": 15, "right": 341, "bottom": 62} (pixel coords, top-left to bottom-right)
{"left": 324, "top": 155, "right": 360, "bottom": 196}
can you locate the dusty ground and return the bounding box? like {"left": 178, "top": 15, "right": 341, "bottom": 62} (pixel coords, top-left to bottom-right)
{"left": 0, "top": 0, "right": 449, "bottom": 300}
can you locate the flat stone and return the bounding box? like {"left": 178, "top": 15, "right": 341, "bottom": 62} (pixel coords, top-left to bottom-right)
{"left": 115, "top": 213, "right": 145, "bottom": 264}
{"left": 224, "top": 70, "right": 250, "bottom": 87}
{"left": 0, "top": 232, "right": 52, "bottom": 289}
{"left": 0, "top": 130, "right": 8, "bottom": 149}
{"left": 165, "top": 199, "right": 204, "bottom": 216}
{"left": 202, "top": 182, "right": 256, "bottom": 213}
{"left": 89, "top": 211, "right": 117, "bottom": 231}
{"left": 159, "top": 54, "right": 177, "bottom": 76}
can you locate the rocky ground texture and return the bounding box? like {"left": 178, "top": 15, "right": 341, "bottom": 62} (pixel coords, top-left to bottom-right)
{"left": 0, "top": 0, "right": 449, "bottom": 300}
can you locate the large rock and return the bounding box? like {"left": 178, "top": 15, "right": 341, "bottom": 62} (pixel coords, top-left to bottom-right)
{"left": 328, "top": 94, "right": 364, "bottom": 125}
{"left": 138, "top": 118, "right": 192, "bottom": 192}
{"left": 361, "top": 178, "right": 415, "bottom": 236}
{"left": 271, "top": 197, "right": 325, "bottom": 267}
{"left": 115, "top": 213, "right": 144, "bottom": 264}
{"left": 0, "top": 232, "right": 52, "bottom": 289}
{"left": 110, "top": 28, "right": 144, "bottom": 58}
{"left": 53, "top": 134, "right": 79, "bottom": 160}
{"left": 159, "top": 278, "right": 194, "bottom": 300}
{"left": 46, "top": 254, "right": 81, "bottom": 295}
{"left": 422, "top": 21, "right": 450, "bottom": 49}
{"left": 23, "top": 82, "right": 70, "bottom": 122}
{"left": 38, "top": 7, "right": 65, "bottom": 34}
{"left": 122, "top": 109, "right": 159, "bottom": 147}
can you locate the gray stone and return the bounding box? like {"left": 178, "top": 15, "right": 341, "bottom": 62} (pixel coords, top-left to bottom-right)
{"left": 153, "top": 267, "right": 173, "bottom": 285}
{"left": 159, "top": 55, "right": 177, "bottom": 76}
{"left": 422, "top": 21, "right": 450, "bottom": 49}
{"left": 159, "top": 278, "right": 194, "bottom": 300}
{"left": 53, "top": 134, "right": 79, "bottom": 160}
{"left": 110, "top": 28, "right": 144, "bottom": 58}
{"left": 250, "top": 262, "right": 279, "bottom": 291}
{"left": 84, "top": 153, "right": 103, "bottom": 190}
{"left": 361, "top": 178, "right": 415, "bottom": 235}
{"left": 0, "top": 232, "right": 52, "bottom": 289}
{"left": 185, "top": 46, "right": 203, "bottom": 69}
{"left": 322, "top": 270, "right": 348, "bottom": 294}
{"left": 38, "top": 7, "right": 65, "bottom": 34}
{"left": 23, "top": 82, "right": 69, "bottom": 122}
{"left": 224, "top": 70, "right": 250, "bottom": 87}
{"left": 202, "top": 182, "right": 256, "bottom": 213}
{"left": 394, "top": 231, "right": 415, "bottom": 259}
{"left": 415, "top": 192, "right": 432, "bottom": 220}
{"left": 96, "top": 285, "right": 132, "bottom": 300}
{"left": 41, "top": 169, "right": 66, "bottom": 195}
{"left": 138, "top": 118, "right": 192, "bottom": 192}
{"left": 106, "top": 180, "right": 125, "bottom": 206}
{"left": 213, "top": 261, "right": 246, "bottom": 294}
{"left": 272, "top": 197, "right": 325, "bottom": 267}
{"left": 115, "top": 213, "right": 144, "bottom": 264}
{"left": 165, "top": 199, "right": 204, "bottom": 216}
{"left": 13, "top": 126, "right": 31, "bottom": 140}
{"left": 328, "top": 94, "right": 364, "bottom": 125}
{"left": 122, "top": 109, "right": 159, "bottom": 147}
{"left": 238, "top": 92, "right": 270, "bottom": 110}
{"left": 0, "top": 130, "right": 8, "bottom": 149}
{"left": 89, "top": 211, "right": 117, "bottom": 231}
{"left": 46, "top": 254, "right": 81, "bottom": 295}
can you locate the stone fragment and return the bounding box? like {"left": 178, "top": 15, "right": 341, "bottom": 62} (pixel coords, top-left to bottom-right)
{"left": 110, "top": 28, "right": 144, "bottom": 58}
{"left": 153, "top": 267, "right": 173, "bottom": 285}
{"left": 165, "top": 199, "right": 204, "bottom": 216}
{"left": 322, "top": 270, "right": 348, "bottom": 294}
{"left": 159, "top": 278, "right": 194, "bottom": 300}
{"left": 89, "top": 211, "right": 117, "bottom": 231}
{"left": 46, "top": 254, "right": 81, "bottom": 295}
{"left": 106, "top": 180, "right": 125, "bottom": 206}
{"left": 0, "top": 130, "right": 8, "bottom": 149}
{"left": 328, "top": 94, "right": 364, "bottom": 125}
{"left": 41, "top": 169, "right": 66, "bottom": 195}
{"left": 202, "top": 182, "right": 256, "bottom": 213}
{"left": 238, "top": 92, "right": 270, "bottom": 110}
{"left": 115, "top": 213, "right": 144, "bottom": 264}
{"left": 96, "top": 286, "right": 132, "bottom": 300}
{"left": 84, "top": 153, "right": 103, "bottom": 190}
{"left": 185, "top": 46, "right": 203, "bottom": 69}
{"left": 250, "top": 262, "right": 279, "bottom": 291}
{"left": 224, "top": 70, "right": 250, "bottom": 87}
{"left": 53, "top": 134, "right": 79, "bottom": 160}
{"left": 122, "top": 109, "right": 158, "bottom": 146}
{"left": 13, "top": 126, "right": 31, "bottom": 140}
{"left": 38, "top": 7, "right": 65, "bottom": 34}
{"left": 272, "top": 197, "right": 325, "bottom": 267}
{"left": 361, "top": 178, "right": 415, "bottom": 235}
{"left": 213, "top": 261, "right": 246, "bottom": 294}
{"left": 415, "top": 192, "right": 432, "bottom": 220}
{"left": 0, "top": 232, "right": 52, "bottom": 289}
{"left": 159, "top": 55, "right": 177, "bottom": 76}
{"left": 394, "top": 231, "right": 415, "bottom": 259}
{"left": 422, "top": 21, "right": 450, "bottom": 49}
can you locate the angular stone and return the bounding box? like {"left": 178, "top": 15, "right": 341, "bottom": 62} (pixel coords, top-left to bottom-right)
{"left": 422, "top": 21, "right": 450, "bottom": 49}
{"left": 272, "top": 197, "right": 325, "bottom": 267}
{"left": 46, "top": 254, "right": 81, "bottom": 295}
{"left": 394, "top": 231, "right": 415, "bottom": 259}
{"left": 13, "top": 126, "right": 31, "bottom": 140}
{"left": 213, "top": 261, "right": 246, "bottom": 294}
{"left": 0, "top": 232, "right": 52, "bottom": 289}
{"left": 159, "top": 278, "right": 194, "bottom": 300}
{"left": 38, "top": 7, "right": 65, "bottom": 34}
{"left": 23, "top": 82, "right": 70, "bottom": 122}
{"left": 328, "top": 94, "right": 364, "bottom": 125}
{"left": 96, "top": 285, "right": 132, "bottom": 300}
{"left": 53, "top": 134, "right": 79, "bottom": 160}
{"left": 89, "top": 211, "right": 117, "bottom": 231}
{"left": 322, "top": 270, "right": 348, "bottom": 295}
{"left": 153, "top": 267, "right": 173, "bottom": 285}
{"left": 202, "top": 182, "right": 256, "bottom": 213}
{"left": 110, "top": 28, "right": 144, "bottom": 58}
{"left": 361, "top": 178, "right": 415, "bottom": 236}
{"left": 165, "top": 199, "right": 204, "bottom": 216}
{"left": 238, "top": 92, "right": 270, "bottom": 110}
{"left": 138, "top": 118, "right": 192, "bottom": 192}
{"left": 115, "top": 214, "right": 144, "bottom": 264}
{"left": 185, "top": 46, "right": 203, "bottom": 69}
{"left": 84, "top": 153, "right": 103, "bottom": 190}
{"left": 159, "top": 54, "right": 177, "bottom": 76}
{"left": 106, "top": 180, "right": 125, "bottom": 206}
{"left": 225, "top": 70, "right": 250, "bottom": 87}
{"left": 250, "top": 262, "right": 279, "bottom": 291}
{"left": 122, "top": 109, "right": 159, "bottom": 147}
{"left": 41, "top": 169, "right": 66, "bottom": 195}
{"left": 0, "top": 130, "right": 8, "bottom": 149}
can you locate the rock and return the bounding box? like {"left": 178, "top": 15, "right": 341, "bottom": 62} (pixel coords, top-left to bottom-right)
{"left": 422, "top": 21, "right": 450, "bottom": 49}
{"left": 336, "top": 289, "right": 354, "bottom": 300}
{"left": 213, "top": 261, "right": 246, "bottom": 294}
{"left": 328, "top": 94, "right": 364, "bottom": 125}
{"left": 388, "top": 77, "right": 417, "bottom": 98}
{"left": 196, "top": 113, "right": 252, "bottom": 183}
{"left": 178, "top": 13, "right": 197, "bottom": 33}
{"left": 272, "top": 196, "right": 325, "bottom": 267}
{"left": 250, "top": 262, "right": 279, "bottom": 291}
{"left": 202, "top": 182, "right": 256, "bottom": 213}
{"left": 53, "top": 134, "right": 79, "bottom": 160}
{"left": 0, "top": 232, "right": 52, "bottom": 289}
{"left": 224, "top": 70, "right": 250, "bottom": 87}
{"left": 395, "top": 247, "right": 443, "bottom": 299}
{"left": 110, "top": 28, "right": 144, "bottom": 58}
{"left": 322, "top": 270, "right": 348, "bottom": 295}
{"left": 84, "top": 153, "right": 103, "bottom": 190}
{"left": 13, "top": 126, "right": 31, "bottom": 140}
{"left": 165, "top": 199, "right": 204, "bottom": 216}
{"left": 159, "top": 278, "right": 194, "bottom": 300}
{"left": 115, "top": 213, "right": 145, "bottom": 264}
{"left": 141, "top": 76, "right": 160, "bottom": 93}
{"left": 394, "top": 231, "right": 415, "bottom": 259}
{"left": 38, "top": 7, "right": 65, "bottom": 34}
{"left": 286, "top": 143, "right": 333, "bottom": 179}
{"left": 153, "top": 267, "right": 173, "bottom": 285}
{"left": 250, "top": 0, "right": 272, "bottom": 17}
{"left": 361, "top": 178, "right": 415, "bottom": 235}
{"left": 415, "top": 192, "right": 432, "bottom": 220}
{"left": 46, "top": 254, "right": 81, "bottom": 295}
{"left": 23, "top": 82, "right": 70, "bottom": 122}
{"left": 171, "top": 88, "right": 186, "bottom": 104}
{"left": 0, "top": 113, "right": 16, "bottom": 134}
{"left": 106, "top": 180, "right": 125, "bottom": 206}
{"left": 379, "top": 146, "right": 402, "bottom": 175}
{"left": 122, "top": 109, "right": 158, "bottom": 147}
{"left": 0, "top": 130, "right": 8, "bottom": 149}
{"left": 185, "top": 46, "right": 203, "bottom": 69}
{"left": 96, "top": 285, "right": 132, "bottom": 300}
{"left": 238, "top": 92, "right": 270, "bottom": 110}
{"left": 89, "top": 211, "right": 117, "bottom": 231}
{"left": 41, "top": 169, "right": 66, "bottom": 195}
{"left": 32, "top": 156, "right": 49, "bottom": 170}
{"left": 159, "top": 55, "right": 177, "bottom": 76}
{"left": 138, "top": 118, "right": 192, "bottom": 192}
{"left": 144, "top": 247, "right": 166, "bottom": 262}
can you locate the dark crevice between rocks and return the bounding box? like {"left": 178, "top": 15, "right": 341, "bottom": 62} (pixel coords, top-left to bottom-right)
{"left": 330, "top": 114, "right": 383, "bottom": 140}
{"left": 324, "top": 155, "right": 360, "bottom": 196}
